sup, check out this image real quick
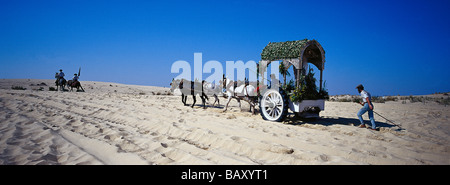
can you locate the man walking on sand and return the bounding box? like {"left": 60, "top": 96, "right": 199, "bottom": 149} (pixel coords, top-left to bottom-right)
{"left": 356, "top": 84, "right": 377, "bottom": 130}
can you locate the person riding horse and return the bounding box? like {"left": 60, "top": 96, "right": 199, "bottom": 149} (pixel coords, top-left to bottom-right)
{"left": 72, "top": 73, "right": 80, "bottom": 87}
{"left": 55, "top": 69, "right": 65, "bottom": 84}
{"left": 55, "top": 69, "right": 66, "bottom": 91}
{"left": 66, "top": 73, "right": 85, "bottom": 92}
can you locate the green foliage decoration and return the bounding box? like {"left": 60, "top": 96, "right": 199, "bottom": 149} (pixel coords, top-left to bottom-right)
{"left": 261, "top": 39, "right": 309, "bottom": 61}
{"left": 290, "top": 67, "right": 329, "bottom": 103}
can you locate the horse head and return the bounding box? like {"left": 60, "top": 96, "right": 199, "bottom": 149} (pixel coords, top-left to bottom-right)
{"left": 170, "top": 79, "right": 179, "bottom": 92}
{"left": 178, "top": 79, "right": 184, "bottom": 89}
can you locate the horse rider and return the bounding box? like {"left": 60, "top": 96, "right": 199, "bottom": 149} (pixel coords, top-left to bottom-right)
{"left": 72, "top": 73, "right": 79, "bottom": 86}
{"left": 56, "top": 69, "right": 65, "bottom": 85}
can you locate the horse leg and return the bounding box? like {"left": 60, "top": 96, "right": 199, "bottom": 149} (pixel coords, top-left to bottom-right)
{"left": 248, "top": 100, "right": 256, "bottom": 114}
{"left": 59, "top": 79, "right": 64, "bottom": 91}
{"left": 55, "top": 80, "right": 59, "bottom": 91}
{"left": 182, "top": 95, "right": 187, "bottom": 106}
{"left": 237, "top": 98, "right": 243, "bottom": 112}
{"left": 203, "top": 92, "right": 209, "bottom": 101}
{"left": 201, "top": 95, "right": 206, "bottom": 109}
{"left": 246, "top": 98, "right": 253, "bottom": 113}
{"left": 217, "top": 95, "right": 220, "bottom": 107}
{"left": 223, "top": 96, "right": 232, "bottom": 112}
{"left": 246, "top": 100, "right": 252, "bottom": 113}
{"left": 213, "top": 94, "right": 219, "bottom": 107}
{"left": 191, "top": 95, "right": 196, "bottom": 108}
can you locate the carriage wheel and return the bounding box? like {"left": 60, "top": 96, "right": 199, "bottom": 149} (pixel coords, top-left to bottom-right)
{"left": 260, "top": 89, "right": 288, "bottom": 122}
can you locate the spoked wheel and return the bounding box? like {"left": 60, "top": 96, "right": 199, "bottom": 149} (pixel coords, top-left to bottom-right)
{"left": 260, "top": 89, "right": 288, "bottom": 122}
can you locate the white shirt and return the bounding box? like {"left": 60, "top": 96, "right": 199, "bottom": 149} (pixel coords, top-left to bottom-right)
{"left": 360, "top": 90, "right": 371, "bottom": 103}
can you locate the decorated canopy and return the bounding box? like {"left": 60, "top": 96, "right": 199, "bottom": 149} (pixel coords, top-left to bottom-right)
{"left": 260, "top": 39, "right": 325, "bottom": 71}
{"left": 260, "top": 39, "right": 326, "bottom": 90}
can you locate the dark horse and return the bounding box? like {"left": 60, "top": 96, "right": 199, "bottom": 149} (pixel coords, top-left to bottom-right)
{"left": 171, "top": 79, "right": 209, "bottom": 108}
{"left": 55, "top": 73, "right": 66, "bottom": 91}
{"left": 67, "top": 80, "right": 85, "bottom": 92}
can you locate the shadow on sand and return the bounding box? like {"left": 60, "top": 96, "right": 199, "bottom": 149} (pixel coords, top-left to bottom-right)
{"left": 282, "top": 113, "right": 403, "bottom": 131}
{"left": 189, "top": 104, "right": 403, "bottom": 131}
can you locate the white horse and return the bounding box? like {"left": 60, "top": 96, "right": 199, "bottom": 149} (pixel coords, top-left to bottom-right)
{"left": 222, "top": 76, "right": 258, "bottom": 114}
{"left": 202, "top": 81, "right": 222, "bottom": 107}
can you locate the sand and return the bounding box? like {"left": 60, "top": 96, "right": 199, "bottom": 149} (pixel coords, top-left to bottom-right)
{"left": 0, "top": 79, "right": 449, "bottom": 165}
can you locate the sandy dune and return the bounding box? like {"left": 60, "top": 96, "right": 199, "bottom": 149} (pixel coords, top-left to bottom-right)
{"left": 0, "top": 79, "right": 449, "bottom": 165}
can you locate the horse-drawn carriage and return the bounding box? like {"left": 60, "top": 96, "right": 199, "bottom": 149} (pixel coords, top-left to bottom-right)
{"left": 258, "top": 39, "right": 327, "bottom": 122}
{"left": 171, "top": 39, "right": 328, "bottom": 122}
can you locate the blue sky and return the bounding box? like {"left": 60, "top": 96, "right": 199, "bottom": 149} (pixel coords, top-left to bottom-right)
{"left": 1, "top": 0, "right": 449, "bottom": 96}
